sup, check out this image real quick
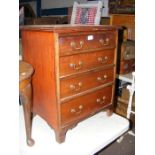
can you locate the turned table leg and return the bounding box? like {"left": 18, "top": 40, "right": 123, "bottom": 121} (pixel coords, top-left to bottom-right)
{"left": 20, "top": 83, "right": 35, "bottom": 146}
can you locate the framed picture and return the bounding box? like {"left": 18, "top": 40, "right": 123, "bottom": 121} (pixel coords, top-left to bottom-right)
{"left": 70, "top": 1, "right": 103, "bottom": 25}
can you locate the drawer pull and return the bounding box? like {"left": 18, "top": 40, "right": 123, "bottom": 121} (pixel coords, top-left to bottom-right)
{"left": 69, "top": 61, "right": 83, "bottom": 70}
{"left": 97, "top": 56, "right": 108, "bottom": 64}
{"left": 97, "top": 75, "right": 107, "bottom": 82}
{"left": 70, "top": 41, "right": 84, "bottom": 50}
{"left": 96, "top": 96, "right": 106, "bottom": 105}
{"left": 70, "top": 82, "right": 82, "bottom": 91}
{"left": 99, "top": 38, "right": 109, "bottom": 46}
{"left": 70, "top": 105, "right": 83, "bottom": 114}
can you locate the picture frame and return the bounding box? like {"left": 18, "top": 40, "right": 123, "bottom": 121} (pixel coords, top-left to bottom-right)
{"left": 70, "top": 1, "right": 103, "bottom": 25}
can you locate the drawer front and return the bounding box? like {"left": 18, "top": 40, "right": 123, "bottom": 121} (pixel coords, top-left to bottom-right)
{"left": 61, "top": 86, "right": 112, "bottom": 125}
{"left": 121, "top": 41, "right": 135, "bottom": 60}
{"left": 119, "top": 59, "right": 135, "bottom": 75}
{"left": 60, "top": 68, "right": 114, "bottom": 98}
{"left": 59, "top": 49, "right": 114, "bottom": 76}
{"left": 59, "top": 32, "right": 116, "bottom": 56}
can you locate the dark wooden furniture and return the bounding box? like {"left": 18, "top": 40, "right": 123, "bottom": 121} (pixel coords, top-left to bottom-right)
{"left": 19, "top": 61, "right": 35, "bottom": 146}
{"left": 25, "top": 16, "right": 68, "bottom": 25}
{"left": 110, "top": 14, "right": 135, "bottom": 41}
{"left": 21, "top": 25, "right": 118, "bottom": 143}
{"left": 109, "top": 0, "right": 135, "bottom": 14}
{"left": 115, "top": 87, "right": 135, "bottom": 117}
{"left": 100, "top": 17, "right": 110, "bottom": 25}
{"left": 110, "top": 14, "right": 135, "bottom": 75}
{"left": 119, "top": 40, "right": 135, "bottom": 74}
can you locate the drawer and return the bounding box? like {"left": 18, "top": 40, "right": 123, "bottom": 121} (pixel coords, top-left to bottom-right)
{"left": 121, "top": 41, "right": 135, "bottom": 60}
{"left": 61, "top": 85, "right": 112, "bottom": 125}
{"left": 119, "top": 59, "right": 135, "bottom": 75}
{"left": 59, "top": 49, "right": 115, "bottom": 77}
{"left": 60, "top": 68, "right": 114, "bottom": 98}
{"left": 59, "top": 32, "right": 116, "bottom": 56}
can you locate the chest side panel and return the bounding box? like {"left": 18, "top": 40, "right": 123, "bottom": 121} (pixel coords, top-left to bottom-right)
{"left": 22, "top": 30, "right": 58, "bottom": 129}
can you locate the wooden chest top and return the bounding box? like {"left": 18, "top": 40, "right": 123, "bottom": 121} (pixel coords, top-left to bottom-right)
{"left": 20, "top": 24, "right": 119, "bottom": 33}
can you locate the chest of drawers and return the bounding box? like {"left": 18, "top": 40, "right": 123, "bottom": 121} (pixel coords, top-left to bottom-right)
{"left": 21, "top": 25, "right": 118, "bottom": 143}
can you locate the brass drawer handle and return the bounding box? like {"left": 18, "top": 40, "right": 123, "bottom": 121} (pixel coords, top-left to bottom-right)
{"left": 69, "top": 61, "right": 83, "bottom": 70}
{"left": 99, "top": 38, "right": 109, "bottom": 46}
{"left": 97, "top": 56, "right": 108, "bottom": 64}
{"left": 70, "top": 105, "right": 83, "bottom": 114}
{"left": 70, "top": 40, "right": 84, "bottom": 50}
{"left": 97, "top": 75, "right": 107, "bottom": 82}
{"left": 70, "top": 82, "right": 82, "bottom": 92}
{"left": 96, "top": 96, "right": 106, "bottom": 105}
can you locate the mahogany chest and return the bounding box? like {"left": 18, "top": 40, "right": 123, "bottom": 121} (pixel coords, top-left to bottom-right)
{"left": 21, "top": 25, "right": 118, "bottom": 143}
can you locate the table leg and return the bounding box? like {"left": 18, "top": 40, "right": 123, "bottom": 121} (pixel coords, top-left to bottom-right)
{"left": 20, "top": 83, "right": 35, "bottom": 146}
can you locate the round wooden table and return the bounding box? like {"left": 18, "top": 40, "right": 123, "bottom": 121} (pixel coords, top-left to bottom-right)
{"left": 19, "top": 61, "right": 35, "bottom": 146}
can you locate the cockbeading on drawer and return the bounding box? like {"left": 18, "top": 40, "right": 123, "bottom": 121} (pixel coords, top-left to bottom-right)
{"left": 59, "top": 49, "right": 115, "bottom": 77}
{"left": 60, "top": 85, "right": 113, "bottom": 126}
{"left": 60, "top": 67, "right": 114, "bottom": 98}
{"left": 59, "top": 32, "right": 116, "bottom": 56}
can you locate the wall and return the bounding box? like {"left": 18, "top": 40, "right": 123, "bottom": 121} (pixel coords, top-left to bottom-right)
{"left": 41, "top": 0, "right": 109, "bottom": 17}
{"left": 20, "top": 1, "right": 37, "bottom": 15}
{"left": 42, "top": 0, "right": 87, "bottom": 9}
{"left": 20, "top": 0, "right": 109, "bottom": 17}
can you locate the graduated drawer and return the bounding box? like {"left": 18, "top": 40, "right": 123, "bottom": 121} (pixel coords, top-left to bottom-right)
{"left": 60, "top": 68, "right": 114, "bottom": 98}
{"left": 61, "top": 85, "right": 112, "bottom": 126}
{"left": 59, "top": 49, "right": 114, "bottom": 77}
{"left": 59, "top": 32, "right": 116, "bottom": 56}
